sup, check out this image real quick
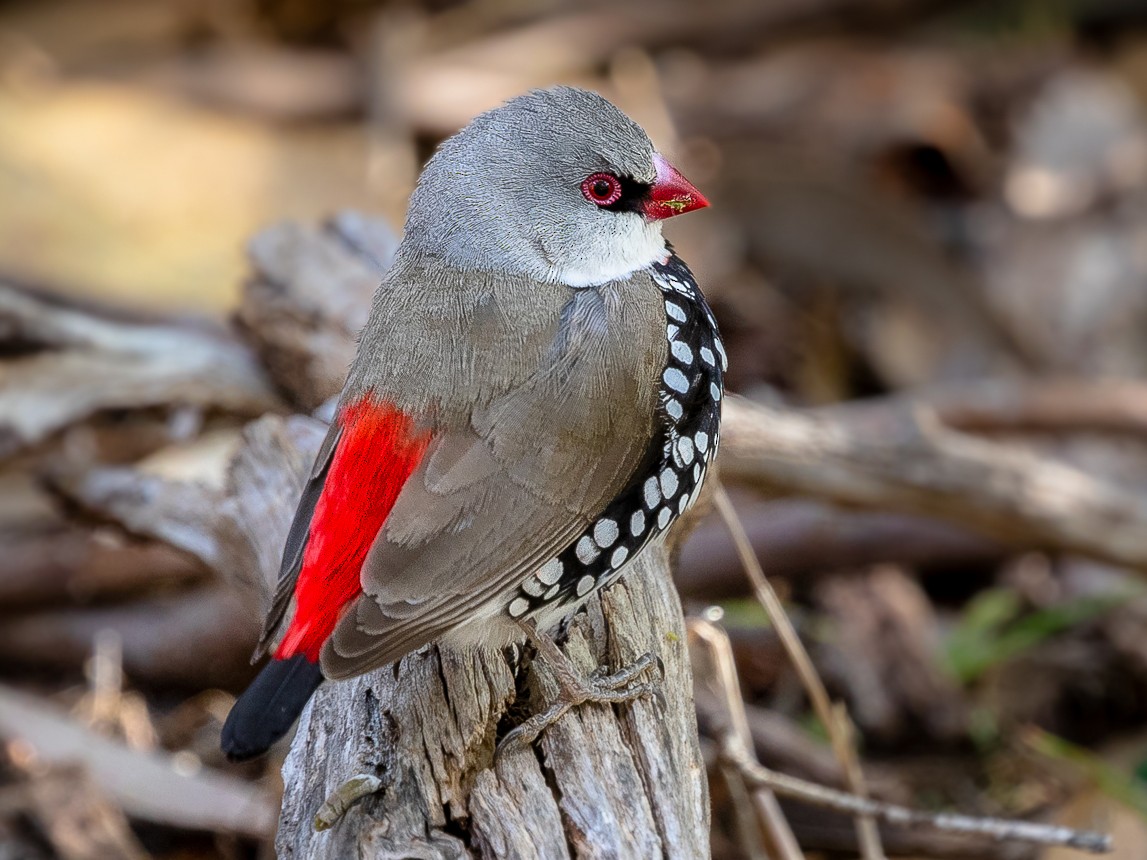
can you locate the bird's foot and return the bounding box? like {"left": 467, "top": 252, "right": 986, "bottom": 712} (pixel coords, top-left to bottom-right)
{"left": 313, "top": 773, "right": 383, "bottom": 831}
{"left": 496, "top": 621, "right": 661, "bottom": 755}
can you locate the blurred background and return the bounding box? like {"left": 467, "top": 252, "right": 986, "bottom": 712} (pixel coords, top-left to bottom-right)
{"left": 7, "top": 0, "right": 1147, "bottom": 857}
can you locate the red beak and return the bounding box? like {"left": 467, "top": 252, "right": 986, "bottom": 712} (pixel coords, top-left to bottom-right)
{"left": 642, "top": 153, "right": 709, "bottom": 221}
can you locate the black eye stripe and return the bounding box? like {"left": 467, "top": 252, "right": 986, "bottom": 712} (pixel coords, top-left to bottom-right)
{"left": 603, "top": 175, "right": 652, "bottom": 214}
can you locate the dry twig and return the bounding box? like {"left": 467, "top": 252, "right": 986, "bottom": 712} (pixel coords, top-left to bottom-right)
{"left": 691, "top": 618, "right": 804, "bottom": 860}
{"left": 719, "top": 737, "right": 1113, "bottom": 854}
{"left": 713, "top": 482, "right": 886, "bottom": 859}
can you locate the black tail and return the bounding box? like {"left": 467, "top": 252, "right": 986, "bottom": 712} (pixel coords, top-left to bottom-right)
{"left": 221, "top": 655, "right": 325, "bottom": 762}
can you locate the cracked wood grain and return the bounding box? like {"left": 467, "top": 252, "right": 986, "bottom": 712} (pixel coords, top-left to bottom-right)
{"left": 272, "top": 539, "right": 708, "bottom": 859}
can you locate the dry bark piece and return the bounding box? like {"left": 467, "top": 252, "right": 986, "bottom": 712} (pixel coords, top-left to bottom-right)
{"left": 48, "top": 428, "right": 244, "bottom": 572}
{"left": 214, "top": 413, "right": 328, "bottom": 613}
{"left": 238, "top": 213, "right": 400, "bottom": 410}
{"left": 0, "top": 684, "right": 277, "bottom": 838}
{"left": 22, "top": 764, "right": 150, "bottom": 860}
{"left": 0, "top": 284, "right": 281, "bottom": 460}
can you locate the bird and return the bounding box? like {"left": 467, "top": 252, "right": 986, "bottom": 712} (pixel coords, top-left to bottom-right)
{"left": 221, "top": 86, "right": 725, "bottom": 762}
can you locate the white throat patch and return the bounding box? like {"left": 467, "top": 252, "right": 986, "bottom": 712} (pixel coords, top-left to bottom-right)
{"left": 542, "top": 216, "right": 668, "bottom": 288}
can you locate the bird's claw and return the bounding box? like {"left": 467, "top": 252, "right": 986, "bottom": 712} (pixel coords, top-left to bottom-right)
{"left": 496, "top": 638, "right": 663, "bottom": 757}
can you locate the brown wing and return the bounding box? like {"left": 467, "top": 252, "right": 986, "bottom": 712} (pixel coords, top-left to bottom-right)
{"left": 321, "top": 279, "right": 667, "bottom": 678}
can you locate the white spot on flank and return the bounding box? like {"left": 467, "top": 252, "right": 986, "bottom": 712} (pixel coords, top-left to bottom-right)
{"left": 643, "top": 476, "right": 661, "bottom": 509}
{"left": 660, "top": 468, "right": 679, "bottom": 498}
{"left": 715, "top": 338, "right": 728, "bottom": 370}
{"left": 630, "top": 509, "right": 646, "bottom": 536}
{"left": 667, "top": 324, "right": 680, "bottom": 340}
{"left": 665, "top": 301, "right": 687, "bottom": 322}
{"left": 576, "top": 536, "right": 599, "bottom": 564}
{"left": 593, "top": 519, "right": 619, "bottom": 548}
{"left": 710, "top": 382, "right": 722, "bottom": 401}
{"left": 695, "top": 430, "right": 710, "bottom": 453}
{"left": 676, "top": 436, "right": 695, "bottom": 465}
{"left": 576, "top": 575, "right": 595, "bottom": 597}
{"left": 700, "top": 346, "right": 715, "bottom": 367}
{"left": 537, "top": 558, "right": 562, "bottom": 585}
{"left": 508, "top": 597, "right": 530, "bottom": 618}
{"left": 663, "top": 368, "right": 689, "bottom": 393}
{"left": 611, "top": 546, "right": 629, "bottom": 567}
{"left": 671, "top": 341, "right": 693, "bottom": 364}
{"left": 666, "top": 399, "right": 683, "bottom": 421}
{"left": 544, "top": 583, "right": 560, "bottom": 600}
{"left": 522, "top": 577, "right": 545, "bottom": 597}
{"left": 657, "top": 507, "right": 672, "bottom": 529}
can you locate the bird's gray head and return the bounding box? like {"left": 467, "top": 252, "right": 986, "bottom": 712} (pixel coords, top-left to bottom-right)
{"left": 402, "top": 86, "right": 708, "bottom": 287}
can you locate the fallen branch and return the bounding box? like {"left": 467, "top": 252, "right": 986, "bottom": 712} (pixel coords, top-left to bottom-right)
{"left": 719, "top": 395, "right": 1147, "bottom": 570}
{"left": 20, "top": 764, "right": 150, "bottom": 860}
{"left": 0, "top": 684, "right": 277, "bottom": 839}
{"left": 923, "top": 378, "right": 1147, "bottom": 436}
{"left": 675, "top": 496, "right": 1001, "bottom": 600}
{"left": 0, "top": 284, "right": 280, "bottom": 459}
{"left": 0, "top": 587, "right": 258, "bottom": 690}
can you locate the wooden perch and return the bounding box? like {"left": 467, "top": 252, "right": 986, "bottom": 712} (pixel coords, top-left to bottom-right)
{"left": 0, "top": 284, "right": 281, "bottom": 459}
{"left": 276, "top": 552, "right": 707, "bottom": 858}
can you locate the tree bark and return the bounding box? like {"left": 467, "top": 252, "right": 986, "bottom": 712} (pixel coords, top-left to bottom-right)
{"left": 275, "top": 547, "right": 709, "bottom": 859}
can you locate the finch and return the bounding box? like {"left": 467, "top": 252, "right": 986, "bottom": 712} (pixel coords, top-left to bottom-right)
{"left": 222, "top": 86, "right": 723, "bottom": 761}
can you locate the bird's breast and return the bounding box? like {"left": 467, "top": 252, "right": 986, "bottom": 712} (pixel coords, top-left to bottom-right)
{"left": 504, "top": 253, "right": 726, "bottom": 619}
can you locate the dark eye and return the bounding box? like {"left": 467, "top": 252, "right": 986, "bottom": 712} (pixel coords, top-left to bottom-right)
{"left": 581, "top": 172, "right": 622, "bottom": 207}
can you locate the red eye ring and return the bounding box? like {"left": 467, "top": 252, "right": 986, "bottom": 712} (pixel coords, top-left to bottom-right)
{"left": 581, "top": 172, "right": 622, "bottom": 207}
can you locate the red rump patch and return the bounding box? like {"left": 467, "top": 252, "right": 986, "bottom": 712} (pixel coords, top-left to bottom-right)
{"left": 275, "top": 397, "right": 431, "bottom": 662}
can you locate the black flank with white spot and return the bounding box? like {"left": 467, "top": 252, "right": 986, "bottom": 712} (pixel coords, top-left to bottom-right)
{"left": 508, "top": 252, "right": 725, "bottom": 618}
